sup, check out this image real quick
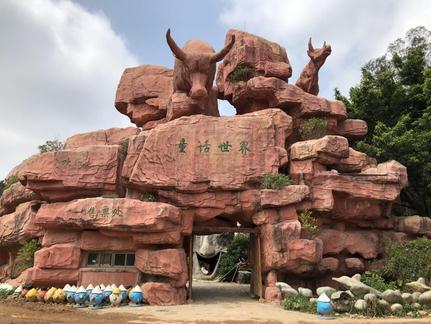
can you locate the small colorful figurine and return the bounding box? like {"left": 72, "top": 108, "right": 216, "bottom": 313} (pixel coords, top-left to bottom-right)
{"left": 90, "top": 286, "right": 104, "bottom": 308}
{"left": 109, "top": 287, "right": 122, "bottom": 307}
{"left": 129, "top": 285, "right": 143, "bottom": 307}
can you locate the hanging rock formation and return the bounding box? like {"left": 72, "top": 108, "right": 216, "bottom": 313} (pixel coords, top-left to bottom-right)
{"left": 0, "top": 28, "right": 425, "bottom": 306}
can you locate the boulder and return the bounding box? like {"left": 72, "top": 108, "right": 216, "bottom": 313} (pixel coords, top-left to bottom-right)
{"left": 129, "top": 109, "right": 291, "bottom": 192}
{"left": 354, "top": 299, "right": 367, "bottom": 311}
{"left": 122, "top": 131, "right": 149, "bottom": 183}
{"left": 290, "top": 136, "right": 349, "bottom": 164}
{"left": 0, "top": 202, "right": 43, "bottom": 246}
{"left": 36, "top": 198, "right": 182, "bottom": 233}
{"left": 390, "top": 303, "right": 403, "bottom": 314}
{"left": 141, "top": 282, "right": 186, "bottom": 305}
{"left": 318, "top": 229, "right": 379, "bottom": 259}
{"left": 135, "top": 249, "right": 187, "bottom": 283}
{"left": 316, "top": 286, "right": 336, "bottom": 298}
{"left": 0, "top": 182, "right": 40, "bottom": 216}
{"left": 260, "top": 185, "right": 309, "bottom": 208}
{"left": 401, "top": 292, "right": 413, "bottom": 304}
{"left": 264, "top": 286, "right": 283, "bottom": 304}
{"left": 18, "top": 145, "right": 121, "bottom": 201}
{"left": 31, "top": 267, "right": 79, "bottom": 286}
{"left": 381, "top": 289, "right": 403, "bottom": 304}
{"left": 34, "top": 244, "right": 81, "bottom": 269}
{"left": 418, "top": 290, "right": 431, "bottom": 307}
{"left": 115, "top": 65, "right": 173, "bottom": 128}
{"left": 412, "top": 291, "right": 422, "bottom": 302}
{"left": 41, "top": 230, "right": 78, "bottom": 247}
{"left": 298, "top": 287, "right": 313, "bottom": 298}
{"left": 332, "top": 275, "right": 380, "bottom": 297}
{"left": 344, "top": 258, "right": 365, "bottom": 272}
{"left": 335, "top": 148, "right": 376, "bottom": 173}
{"left": 364, "top": 293, "right": 377, "bottom": 302}
{"left": 64, "top": 127, "right": 140, "bottom": 149}
{"left": 318, "top": 257, "right": 339, "bottom": 273}
{"left": 335, "top": 119, "right": 368, "bottom": 138}
{"left": 395, "top": 217, "right": 431, "bottom": 238}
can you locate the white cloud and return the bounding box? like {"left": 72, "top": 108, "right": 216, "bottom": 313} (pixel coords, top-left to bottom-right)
{"left": 220, "top": 0, "right": 431, "bottom": 98}
{"left": 0, "top": 0, "right": 138, "bottom": 178}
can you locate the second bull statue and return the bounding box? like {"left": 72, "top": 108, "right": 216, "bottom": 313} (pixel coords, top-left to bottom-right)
{"left": 165, "top": 29, "right": 235, "bottom": 120}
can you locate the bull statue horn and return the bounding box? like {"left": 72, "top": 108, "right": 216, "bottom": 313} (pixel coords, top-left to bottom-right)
{"left": 166, "top": 28, "right": 187, "bottom": 61}
{"left": 308, "top": 37, "right": 314, "bottom": 51}
{"left": 210, "top": 35, "right": 235, "bottom": 63}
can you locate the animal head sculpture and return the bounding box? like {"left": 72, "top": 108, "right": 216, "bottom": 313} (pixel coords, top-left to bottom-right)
{"left": 307, "top": 37, "right": 332, "bottom": 68}
{"left": 166, "top": 29, "right": 235, "bottom": 101}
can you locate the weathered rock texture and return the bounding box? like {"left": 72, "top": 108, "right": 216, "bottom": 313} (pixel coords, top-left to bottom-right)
{"left": 0, "top": 28, "right": 423, "bottom": 306}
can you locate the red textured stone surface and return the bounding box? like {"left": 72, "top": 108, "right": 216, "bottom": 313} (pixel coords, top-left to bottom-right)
{"left": 260, "top": 185, "right": 309, "bottom": 208}
{"left": 135, "top": 248, "right": 187, "bottom": 284}
{"left": 64, "top": 127, "right": 140, "bottom": 149}
{"left": 344, "top": 257, "right": 365, "bottom": 272}
{"left": 318, "top": 229, "right": 379, "bottom": 259}
{"left": 290, "top": 135, "right": 349, "bottom": 164}
{"left": 41, "top": 230, "right": 79, "bottom": 247}
{"left": 31, "top": 267, "right": 79, "bottom": 286}
{"left": 18, "top": 145, "right": 121, "bottom": 201}
{"left": 36, "top": 198, "right": 182, "bottom": 233}
{"left": 336, "top": 119, "right": 368, "bottom": 138}
{"left": 34, "top": 243, "right": 81, "bottom": 269}
{"left": 129, "top": 109, "right": 291, "bottom": 192}
{"left": 0, "top": 182, "right": 40, "bottom": 216}
{"left": 115, "top": 65, "right": 173, "bottom": 128}
{"left": 142, "top": 282, "right": 186, "bottom": 305}
{"left": 0, "top": 202, "right": 43, "bottom": 246}
{"left": 80, "top": 230, "right": 135, "bottom": 250}
{"left": 318, "top": 257, "right": 339, "bottom": 273}
{"left": 79, "top": 270, "right": 139, "bottom": 287}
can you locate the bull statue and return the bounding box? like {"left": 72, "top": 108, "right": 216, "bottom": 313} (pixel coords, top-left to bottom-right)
{"left": 295, "top": 37, "right": 331, "bottom": 96}
{"left": 165, "top": 29, "right": 235, "bottom": 120}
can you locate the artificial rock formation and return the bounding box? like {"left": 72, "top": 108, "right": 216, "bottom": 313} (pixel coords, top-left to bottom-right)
{"left": 0, "top": 28, "right": 425, "bottom": 306}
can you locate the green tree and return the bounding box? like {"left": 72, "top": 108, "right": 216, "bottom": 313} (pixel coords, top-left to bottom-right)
{"left": 336, "top": 26, "right": 431, "bottom": 216}
{"left": 38, "top": 139, "right": 64, "bottom": 153}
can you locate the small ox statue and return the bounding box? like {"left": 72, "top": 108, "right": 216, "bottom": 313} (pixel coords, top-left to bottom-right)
{"left": 166, "top": 29, "right": 235, "bottom": 120}
{"left": 296, "top": 37, "right": 331, "bottom": 96}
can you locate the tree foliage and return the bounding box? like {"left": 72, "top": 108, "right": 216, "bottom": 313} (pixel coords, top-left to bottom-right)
{"left": 38, "top": 139, "right": 64, "bottom": 153}
{"left": 336, "top": 26, "right": 431, "bottom": 216}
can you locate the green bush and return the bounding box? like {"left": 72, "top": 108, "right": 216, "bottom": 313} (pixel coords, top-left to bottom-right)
{"left": 282, "top": 295, "right": 316, "bottom": 313}
{"left": 140, "top": 192, "right": 156, "bottom": 202}
{"left": 361, "top": 271, "right": 398, "bottom": 292}
{"left": 217, "top": 233, "right": 249, "bottom": 281}
{"left": 261, "top": 173, "right": 293, "bottom": 190}
{"left": 298, "top": 210, "right": 320, "bottom": 236}
{"left": 299, "top": 118, "right": 327, "bottom": 140}
{"left": 0, "top": 288, "right": 15, "bottom": 299}
{"left": 383, "top": 238, "right": 431, "bottom": 285}
{"left": 12, "top": 239, "right": 41, "bottom": 278}
{"left": 38, "top": 139, "right": 64, "bottom": 153}
{"left": 119, "top": 139, "right": 129, "bottom": 160}
{"left": 227, "top": 64, "right": 255, "bottom": 82}
{"left": 3, "top": 176, "right": 19, "bottom": 191}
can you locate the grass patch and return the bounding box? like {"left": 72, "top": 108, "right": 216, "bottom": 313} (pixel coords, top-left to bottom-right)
{"left": 261, "top": 173, "right": 293, "bottom": 190}
{"left": 12, "top": 239, "right": 41, "bottom": 278}
{"left": 299, "top": 118, "right": 327, "bottom": 140}
{"left": 361, "top": 271, "right": 398, "bottom": 292}
{"left": 227, "top": 64, "right": 255, "bottom": 83}
{"left": 282, "top": 295, "right": 317, "bottom": 313}
{"left": 299, "top": 210, "right": 320, "bottom": 237}
{"left": 119, "top": 139, "right": 129, "bottom": 160}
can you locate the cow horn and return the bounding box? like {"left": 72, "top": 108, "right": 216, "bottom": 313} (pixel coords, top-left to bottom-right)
{"left": 308, "top": 37, "right": 314, "bottom": 51}
{"left": 210, "top": 35, "right": 235, "bottom": 63}
{"left": 166, "top": 28, "right": 187, "bottom": 61}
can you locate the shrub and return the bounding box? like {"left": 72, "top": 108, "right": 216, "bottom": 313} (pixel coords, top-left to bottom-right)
{"left": 119, "top": 139, "right": 129, "bottom": 160}
{"left": 3, "top": 176, "right": 19, "bottom": 191}
{"left": 140, "top": 192, "right": 156, "bottom": 202}
{"left": 361, "top": 271, "right": 398, "bottom": 292}
{"left": 282, "top": 295, "right": 316, "bottom": 313}
{"left": 261, "top": 173, "right": 293, "bottom": 190}
{"left": 0, "top": 288, "right": 15, "bottom": 299}
{"left": 217, "top": 233, "right": 249, "bottom": 281}
{"left": 12, "top": 239, "right": 41, "bottom": 278}
{"left": 227, "top": 64, "right": 255, "bottom": 82}
{"left": 38, "top": 139, "right": 64, "bottom": 153}
{"left": 299, "top": 210, "right": 320, "bottom": 237}
{"left": 382, "top": 238, "right": 431, "bottom": 285}
{"left": 299, "top": 118, "right": 327, "bottom": 140}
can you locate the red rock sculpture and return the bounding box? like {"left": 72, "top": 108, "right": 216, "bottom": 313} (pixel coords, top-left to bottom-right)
{"left": 295, "top": 38, "right": 332, "bottom": 95}
{"left": 1, "top": 29, "right": 428, "bottom": 306}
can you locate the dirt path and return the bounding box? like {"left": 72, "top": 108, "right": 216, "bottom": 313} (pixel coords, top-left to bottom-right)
{"left": 1, "top": 281, "right": 430, "bottom": 324}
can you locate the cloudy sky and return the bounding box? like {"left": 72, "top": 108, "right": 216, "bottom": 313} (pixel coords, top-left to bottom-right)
{"left": 0, "top": 0, "right": 430, "bottom": 178}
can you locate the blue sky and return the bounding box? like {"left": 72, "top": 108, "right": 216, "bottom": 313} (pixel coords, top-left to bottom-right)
{"left": 0, "top": 0, "right": 430, "bottom": 178}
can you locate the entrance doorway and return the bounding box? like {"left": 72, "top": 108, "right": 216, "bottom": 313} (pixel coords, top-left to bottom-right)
{"left": 185, "top": 226, "right": 262, "bottom": 302}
